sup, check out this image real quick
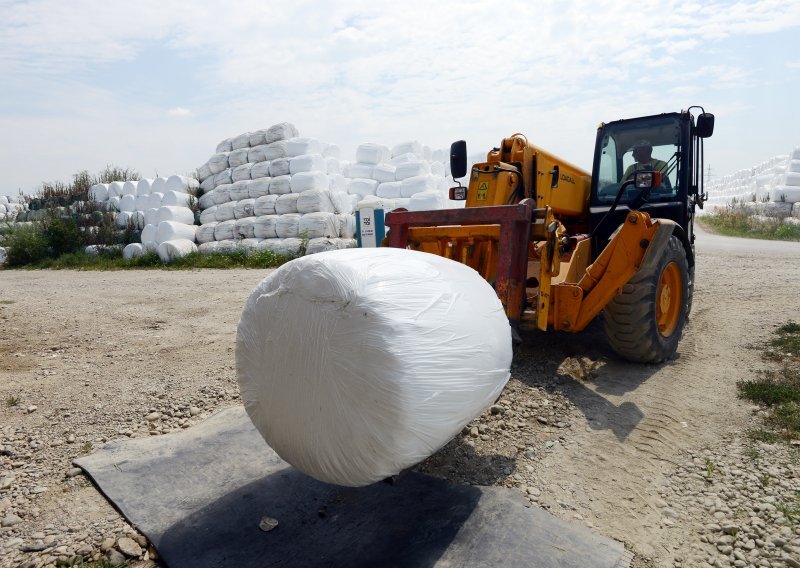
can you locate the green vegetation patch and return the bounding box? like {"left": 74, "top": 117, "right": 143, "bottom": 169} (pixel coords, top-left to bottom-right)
{"left": 738, "top": 321, "right": 800, "bottom": 441}
{"left": 698, "top": 198, "right": 800, "bottom": 241}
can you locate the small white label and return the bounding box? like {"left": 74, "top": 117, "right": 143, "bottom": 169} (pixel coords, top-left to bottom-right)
{"left": 360, "top": 208, "right": 377, "bottom": 247}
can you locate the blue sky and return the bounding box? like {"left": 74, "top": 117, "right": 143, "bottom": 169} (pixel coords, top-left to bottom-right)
{"left": 1, "top": 0, "right": 799, "bottom": 197}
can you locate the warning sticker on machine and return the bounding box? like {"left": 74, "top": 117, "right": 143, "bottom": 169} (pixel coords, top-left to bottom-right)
{"left": 477, "top": 182, "right": 489, "bottom": 201}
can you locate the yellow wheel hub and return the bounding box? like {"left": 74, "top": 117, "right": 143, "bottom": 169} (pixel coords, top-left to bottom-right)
{"left": 657, "top": 262, "right": 682, "bottom": 337}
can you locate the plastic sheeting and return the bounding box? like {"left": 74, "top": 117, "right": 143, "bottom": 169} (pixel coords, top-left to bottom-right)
{"left": 216, "top": 138, "right": 233, "bottom": 153}
{"left": 248, "top": 179, "right": 271, "bottom": 199}
{"left": 231, "top": 181, "right": 251, "bottom": 201}
{"left": 229, "top": 148, "right": 250, "bottom": 168}
{"left": 199, "top": 206, "right": 218, "bottom": 225}
{"left": 167, "top": 175, "right": 200, "bottom": 194}
{"left": 772, "top": 186, "right": 800, "bottom": 203}
{"left": 356, "top": 143, "right": 390, "bottom": 165}
{"left": 287, "top": 137, "right": 323, "bottom": 157}
{"left": 119, "top": 194, "right": 137, "bottom": 212}
{"left": 123, "top": 181, "right": 138, "bottom": 196}
{"left": 232, "top": 133, "right": 251, "bottom": 150}
{"left": 306, "top": 237, "right": 357, "bottom": 255}
{"left": 199, "top": 191, "right": 217, "bottom": 210}
{"left": 396, "top": 161, "right": 432, "bottom": 180}
{"left": 215, "top": 220, "right": 237, "bottom": 241}
{"left": 157, "top": 239, "right": 198, "bottom": 263}
{"left": 337, "top": 214, "right": 356, "bottom": 238}
{"left": 208, "top": 153, "right": 230, "bottom": 175}
{"left": 401, "top": 175, "right": 439, "bottom": 197}
{"left": 197, "top": 163, "right": 213, "bottom": 182}
{"left": 109, "top": 181, "right": 125, "bottom": 198}
{"left": 263, "top": 141, "right": 289, "bottom": 161}
{"left": 141, "top": 224, "right": 157, "bottom": 244}
{"left": 348, "top": 178, "right": 379, "bottom": 198}
{"left": 373, "top": 164, "right": 397, "bottom": 183}
{"left": 236, "top": 247, "right": 512, "bottom": 486}
{"left": 250, "top": 162, "right": 271, "bottom": 179}
{"left": 90, "top": 184, "right": 109, "bottom": 202}
{"left": 234, "top": 198, "right": 256, "bottom": 219}
{"left": 347, "top": 163, "right": 374, "bottom": 179}
{"left": 162, "top": 191, "right": 192, "bottom": 208}
{"left": 152, "top": 177, "right": 168, "bottom": 195}
{"left": 409, "top": 191, "right": 445, "bottom": 211}
{"left": 249, "top": 130, "right": 268, "bottom": 147}
{"left": 214, "top": 185, "right": 233, "bottom": 205}
{"left": 236, "top": 218, "right": 256, "bottom": 239}
{"left": 214, "top": 169, "right": 233, "bottom": 187}
{"left": 249, "top": 145, "right": 267, "bottom": 164}
{"left": 265, "top": 123, "right": 298, "bottom": 144}
{"left": 377, "top": 181, "right": 402, "bottom": 199}
{"left": 392, "top": 141, "right": 422, "bottom": 157}
{"left": 123, "top": 243, "right": 144, "bottom": 259}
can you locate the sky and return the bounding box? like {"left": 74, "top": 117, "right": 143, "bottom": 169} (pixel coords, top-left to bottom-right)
{"left": 1, "top": 0, "right": 799, "bottom": 197}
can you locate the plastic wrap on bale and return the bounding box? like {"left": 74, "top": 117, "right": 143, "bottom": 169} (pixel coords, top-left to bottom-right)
{"left": 236, "top": 247, "right": 512, "bottom": 487}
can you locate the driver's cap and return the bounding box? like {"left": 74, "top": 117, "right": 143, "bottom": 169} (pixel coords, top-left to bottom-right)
{"left": 631, "top": 139, "right": 652, "bottom": 150}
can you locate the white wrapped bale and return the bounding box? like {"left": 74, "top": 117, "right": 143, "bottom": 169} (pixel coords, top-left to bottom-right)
{"left": 297, "top": 189, "right": 336, "bottom": 214}
{"left": 166, "top": 175, "right": 199, "bottom": 194}
{"left": 0, "top": 246, "right": 7, "bottom": 265}
{"left": 265, "top": 123, "right": 298, "bottom": 144}
{"left": 401, "top": 175, "right": 439, "bottom": 197}
{"left": 289, "top": 153, "right": 326, "bottom": 174}
{"left": 151, "top": 177, "right": 168, "bottom": 195}
{"left": 132, "top": 211, "right": 146, "bottom": 229}
{"left": 236, "top": 218, "right": 256, "bottom": 239}
{"left": 147, "top": 193, "right": 164, "bottom": 209}
{"left": 230, "top": 180, "right": 251, "bottom": 201}
{"left": 232, "top": 133, "right": 251, "bottom": 150}
{"left": 200, "top": 206, "right": 218, "bottom": 225}
{"left": 422, "top": 145, "right": 432, "bottom": 161}
{"left": 208, "top": 153, "right": 230, "bottom": 175}
{"left": 249, "top": 145, "right": 267, "bottom": 164}
{"left": 248, "top": 178, "right": 271, "bottom": 198}
{"left": 115, "top": 211, "right": 133, "bottom": 228}
{"left": 326, "top": 157, "right": 341, "bottom": 175}
{"left": 337, "top": 213, "right": 356, "bottom": 238}
{"left": 356, "top": 196, "right": 396, "bottom": 211}
{"left": 250, "top": 161, "right": 271, "bottom": 179}
{"left": 291, "top": 171, "right": 329, "bottom": 193}
{"left": 391, "top": 141, "right": 422, "bottom": 157}
{"left": 197, "top": 222, "right": 218, "bottom": 244}
{"left": 356, "top": 143, "right": 391, "bottom": 165}
{"left": 214, "top": 184, "right": 233, "bottom": 205}
{"left": 269, "top": 175, "right": 292, "bottom": 195}
{"left": 275, "top": 193, "right": 300, "bottom": 215}
{"left": 263, "top": 140, "right": 289, "bottom": 160}
{"left": 229, "top": 148, "right": 250, "bottom": 168}
{"left": 396, "top": 161, "right": 432, "bottom": 180}
{"left": 119, "top": 194, "right": 136, "bottom": 212}
{"left": 377, "top": 181, "right": 402, "bottom": 199}
{"left": 249, "top": 130, "right": 268, "bottom": 147}
{"left": 232, "top": 164, "right": 253, "bottom": 182}
{"left": 105, "top": 196, "right": 119, "bottom": 211}
{"left": 199, "top": 190, "right": 217, "bottom": 209}
{"left": 784, "top": 173, "right": 800, "bottom": 187}
{"left": 157, "top": 205, "right": 195, "bottom": 225}
{"left": 373, "top": 164, "right": 397, "bottom": 183}
{"left": 794, "top": 202, "right": 800, "bottom": 218}
{"left": 141, "top": 223, "right": 157, "bottom": 244}
{"left": 135, "top": 195, "right": 150, "bottom": 212}
{"left": 270, "top": 158, "right": 291, "bottom": 177}
{"left": 390, "top": 152, "right": 419, "bottom": 165}
{"left": 771, "top": 186, "right": 800, "bottom": 203}
{"left": 276, "top": 213, "right": 301, "bottom": 237}
{"left": 430, "top": 161, "right": 446, "bottom": 177}
{"left": 790, "top": 160, "right": 800, "bottom": 174}
{"left": 90, "top": 184, "right": 109, "bottom": 202}
{"left": 329, "top": 174, "right": 348, "bottom": 194}
{"left": 108, "top": 181, "right": 125, "bottom": 198}
{"left": 306, "top": 237, "right": 357, "bottom": 255}
{"left": 215, "top": 219, "right": 236, "bottom": 241}
{"left": 234, "top": 198, "right": 256, "bottom": 219}
{"left": 254, "top": 195, "right": 279, "bottom": 216}
{"left": 347, "top": 163, "right": 374, "bottom": 179}
{"left": 214, "top": 169, "right": 233, "bottom": 187}
{"left": 199, "top": 241, "right": 220, "bottom": 254}
{"left": 236, "top": 247, "right": 512, "bottom": 486}
{"left": 287, "top": 137, "right": 323, "bottom": 157}
{"left": 156, "top": 221, "right": 197, "bottom": 244}
{"left": 216, "top": 138, "right": 233, "bottom": 153}
{"left": 200, "top": 175, "right": 216, "bottom": 193}
{"left": 274, "top": 237, "right": 303, "bottom": 256}
{"left": 197, "top": 164, "right": 213, "bottom": 182}
{"left": 409, "top": 191, "right": 445, "bottom": 211}
{"left": 240, "top": 238, "right": 264, "bottom": 251}
{"left": 432, "top": 148, "right": 447, "bottom": 163}
{"left": 763, "top": 201, "right": 793, "bottom": 217}
{"left": 348, "top": 178, "right": 379, "bottom": 198}
{"left": 217, "top": 239, "right": 238, "bottom": 253}
{"left": 162, "top": 190, "right": 192, "bottom": 207}
{"left": 123, "top": 181, "right": 138, "bottom": 196}
{"left": 299, "top": 212, "right": 339, "bottom": 238}
{"left": 157, "top": 239, "right": 198, "bottom": 263}
{"left": 123, "top": 243, "right": 143, "bottom": 259}
{"left": 792, "top": 147, "right": 800, "bottom": 160}
{"left": 253, "top": 215, "right": 280, "bottom": 239}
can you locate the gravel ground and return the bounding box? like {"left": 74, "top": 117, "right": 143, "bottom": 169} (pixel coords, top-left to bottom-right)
{"left": 1, "top": 231, "right": 800, "bottom": 567}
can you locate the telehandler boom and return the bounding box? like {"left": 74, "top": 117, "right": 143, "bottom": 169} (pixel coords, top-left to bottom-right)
{"left": 385, "top": 108, "right": 715, "bottom": 363}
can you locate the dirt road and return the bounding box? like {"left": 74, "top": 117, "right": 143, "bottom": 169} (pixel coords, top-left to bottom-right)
{"left": 1, "top": 230, "right": 799, "bottom": 567}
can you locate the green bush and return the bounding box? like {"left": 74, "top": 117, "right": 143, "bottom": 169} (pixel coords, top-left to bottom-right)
{"left": 2, "top": 223, "right": 48, "bottom": 266}
{"left": 41, "top": 210, "right": 84, "bottom": 257}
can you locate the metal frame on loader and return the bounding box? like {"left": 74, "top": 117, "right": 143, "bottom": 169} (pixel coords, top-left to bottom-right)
{"left": 385, "top": 108, "right": 715, "bottom": 363}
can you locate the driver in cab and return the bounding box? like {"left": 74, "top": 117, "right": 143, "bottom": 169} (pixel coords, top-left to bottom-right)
{"left": 622, "top": 140, "right": 669, "bottom": 181}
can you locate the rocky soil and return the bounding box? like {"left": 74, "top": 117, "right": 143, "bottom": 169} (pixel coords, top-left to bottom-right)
{"left": 2, "top": 230, "right": 800, "bottom": 567}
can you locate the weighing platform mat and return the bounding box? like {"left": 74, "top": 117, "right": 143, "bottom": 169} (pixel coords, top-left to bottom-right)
{"left": 75, "top": 406, "right": 631, "bottom": 568}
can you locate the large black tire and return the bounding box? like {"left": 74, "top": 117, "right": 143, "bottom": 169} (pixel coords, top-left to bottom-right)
{"left": 604, "top": 235, "right": 689, "bottom": 363}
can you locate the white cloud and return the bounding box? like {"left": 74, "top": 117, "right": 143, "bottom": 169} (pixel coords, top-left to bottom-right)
{"left": 167, "top": 107, "right": 192, "bottom": 118}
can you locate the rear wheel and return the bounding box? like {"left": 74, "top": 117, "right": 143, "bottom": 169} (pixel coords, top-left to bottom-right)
{"left": 604, "top": 235, "right": 689, "bottom": 363}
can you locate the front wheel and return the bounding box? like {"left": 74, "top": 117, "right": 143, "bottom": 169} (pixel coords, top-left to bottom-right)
{"left": 604, "top": 235, "right": 689, "bottom": 363}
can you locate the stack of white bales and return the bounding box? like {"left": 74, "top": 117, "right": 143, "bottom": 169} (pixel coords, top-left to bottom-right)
{"left": 194, "top": 123, "right": 357, "bottom": 257}
{"left": 342, "top": 140, "right": 457, "bottom": 213}
{"left": 89, "top": 176, "right": 200, "bottom": 261}
{"left": 0, "top": 195, "right": 24, "bottom": 221}
{"left": 705, "top": 146, "right": 800, "bottom": 226}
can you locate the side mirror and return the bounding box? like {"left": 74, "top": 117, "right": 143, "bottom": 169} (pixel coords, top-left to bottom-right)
{"left": 450, "top": 140, "right": 467, "bottom": 179}
{"left": 696, "top": 113, "right": 714, "bottom": 138}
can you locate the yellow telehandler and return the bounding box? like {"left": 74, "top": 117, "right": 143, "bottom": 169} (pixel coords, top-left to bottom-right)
{"left": 385, "top": 107, "right": 715, "bottom": 362}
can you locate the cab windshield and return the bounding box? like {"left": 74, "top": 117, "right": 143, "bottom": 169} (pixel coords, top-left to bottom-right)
{"left": 595, "top": 116, "right": 682, "bottom": 204}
